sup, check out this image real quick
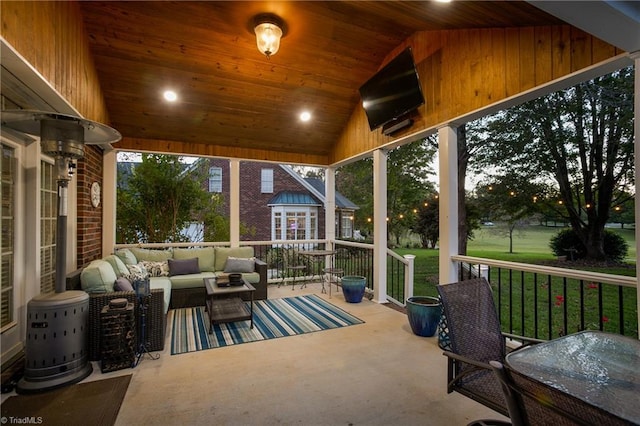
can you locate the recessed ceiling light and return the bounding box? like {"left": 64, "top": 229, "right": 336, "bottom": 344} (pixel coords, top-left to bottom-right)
{"left": 300, "top": 111, "right": 311, "bottom": 122}
{"left": 163, "top": 90, "right": 178, "bottom": 102}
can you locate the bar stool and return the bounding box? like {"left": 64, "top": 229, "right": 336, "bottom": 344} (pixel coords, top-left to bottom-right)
{"left": 286, "top": 264, "right": 307, "bottom": 290}
{"left": 322, "top": 267, "right": 344, "bottom": 296}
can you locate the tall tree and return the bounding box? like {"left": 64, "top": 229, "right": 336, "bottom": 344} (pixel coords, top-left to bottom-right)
{"left": 475, "top": 67, "right": 634, "bottom": 260}
{"left": 336, "top": 139, "right": 436, "bottom": 245}
{"left": 386, "top": 141, "right": 436, "bottom": 245}
{"left": 117, "top": 154, "right": 214, "bottom": 243}
{"left": 336, "top": 158, "right": 374, "bottom": 236}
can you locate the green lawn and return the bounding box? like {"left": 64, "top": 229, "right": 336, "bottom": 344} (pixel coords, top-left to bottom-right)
{"left": 396, "top": 224, "right": 636, "bottom": 296}
{"left": 469, "top": 223, "right": 637, "bottom": 261}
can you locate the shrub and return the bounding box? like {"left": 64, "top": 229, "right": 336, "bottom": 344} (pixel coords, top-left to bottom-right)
{"left": 603, "top": 231, "right": 629, "bottom": 262}
{"left": 549, "top": 229, "right": 628, "bottom": 262}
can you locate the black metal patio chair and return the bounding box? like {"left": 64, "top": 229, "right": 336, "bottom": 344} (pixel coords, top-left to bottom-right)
{"left": 436, "top": 278, "right": 544, "bottom": 421}
{"left": 278, "top": 248, "right": 308, "bottom": 290}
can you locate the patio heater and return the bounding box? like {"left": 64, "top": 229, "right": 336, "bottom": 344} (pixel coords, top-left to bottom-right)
{"left": 1, "top": 110, "right": 121, "bottom": 393}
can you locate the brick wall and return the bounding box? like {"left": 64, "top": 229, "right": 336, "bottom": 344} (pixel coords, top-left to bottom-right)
{"left": 205, "top": 160, "right": 326, "bottom": 241}
{"left": 76, "top": 145, "right": 103, "bottom": 267}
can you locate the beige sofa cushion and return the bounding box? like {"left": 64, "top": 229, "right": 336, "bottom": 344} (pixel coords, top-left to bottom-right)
{"left": 81, "top": 259, "right": 117, "bottom": 293}
{"left": 150, "top": 277, "right": 172, "bottom": 314}
{"left": 173, "top": 247, "right": 215, "bottom": 272}
{"left": 115, "top": 248, "right": 138, "bottom": 265}
{"left": 169, "top": 272, "right": 216, "bottom": 290}
{"left": 215, "top": 271, "right": 260, "bottom": 285}
{"left": 130, "top": 247, "right": 173, "bottom": 262}
{"left": 214, "top": 247, "right": 254, "bottom": 271}
{"left": 103, "top": 254, "right": 130, "bottom": 277}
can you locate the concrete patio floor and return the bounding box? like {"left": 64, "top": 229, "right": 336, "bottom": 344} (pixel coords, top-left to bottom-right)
{"left": 10, "top": 282, "right": 509, "bottom": 425}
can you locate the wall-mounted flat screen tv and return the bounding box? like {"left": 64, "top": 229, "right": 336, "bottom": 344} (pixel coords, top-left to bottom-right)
{"left": 359, "top": 47, "right": 425, "bottom": 131}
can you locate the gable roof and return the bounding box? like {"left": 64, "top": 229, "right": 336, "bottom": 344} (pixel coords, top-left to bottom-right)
{"left": 304, "top": 177, "right": 359, "bottom": 210}
{"left": 278, "top": 165, "right": 359, "bottom": 210}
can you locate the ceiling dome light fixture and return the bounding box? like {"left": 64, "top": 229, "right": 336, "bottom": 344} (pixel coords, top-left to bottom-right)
{"left": 254, "top": 13, "right": 286, "bottom": 59}
{"left": 163, "top": 90, "right": 178, "bottom": 102}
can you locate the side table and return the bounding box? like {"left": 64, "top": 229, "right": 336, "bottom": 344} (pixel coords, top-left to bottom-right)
{"left": 100, "top": 298, "right": 135, "bottom": 373}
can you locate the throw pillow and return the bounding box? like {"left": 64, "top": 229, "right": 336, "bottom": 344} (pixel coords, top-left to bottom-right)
{"left": 125, "top": 263, "right": 149, "bottom": 283}
{"left": 168, "top": 257, "right": 200, "bottom": 276}
{"left": 223, "top": 257, "right": 255, "bottom": 273}
{"left": 214, "top": 247, "right": 254, "bottom": 271}
{"left": 138, "top": 260, "right": 170, "bottom": 277}
{"left": 173, "top": 247, "right": 215, "bottom": 272}
{"left": 114, "top": 276, "right": 134, "bottom": 292}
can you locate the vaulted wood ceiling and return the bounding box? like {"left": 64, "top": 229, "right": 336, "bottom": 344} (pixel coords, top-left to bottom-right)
{"left": 75, "top": 1, "right": 564, "bottom": 164}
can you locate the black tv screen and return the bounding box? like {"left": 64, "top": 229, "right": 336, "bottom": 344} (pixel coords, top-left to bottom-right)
{"left": 359, "top": 47, "right": 425, "bottom": 131}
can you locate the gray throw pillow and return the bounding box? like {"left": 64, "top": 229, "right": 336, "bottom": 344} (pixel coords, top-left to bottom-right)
{"left": 168, "top": 257, "right": 200, "bottom": 276}
{"left": 223, "top": 257, "right": 255, "bottom": 273}
{"left": 114, "top": 276, "right": 134, "bottom": 292}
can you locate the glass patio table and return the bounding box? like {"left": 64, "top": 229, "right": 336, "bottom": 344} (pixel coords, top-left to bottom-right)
{"left": 505, "top": 330, "right": 640, "bottom": 424}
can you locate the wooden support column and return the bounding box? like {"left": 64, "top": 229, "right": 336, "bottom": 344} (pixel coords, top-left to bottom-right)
{"left": 102, "top": 150, "right": 117, "bottom": 257}
{"left": 325, "top": 167, "right": 336, "bottom": 245}
{"left": 633, "top": 51, "right": 640, "bottom": 334}
{"left": 230, "top": 159, "right": 240, "bottom": 247}
{"left": 373, "top": 149, "right": 388, "bottom": 303}
{"left": 438, "top": 125, "right": 459, "bottom": 284}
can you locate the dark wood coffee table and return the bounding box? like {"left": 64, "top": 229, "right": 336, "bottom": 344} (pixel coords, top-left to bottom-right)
{"left": 204, "top": 277, "right": 255, "bottom": 333}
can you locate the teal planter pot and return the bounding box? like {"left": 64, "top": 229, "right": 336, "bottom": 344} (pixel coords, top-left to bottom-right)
{"left": 406, "top": 296, "right": 441, "bottom": 337}
{"left": 341, "top": 276, "right": 366, "bottom": 303}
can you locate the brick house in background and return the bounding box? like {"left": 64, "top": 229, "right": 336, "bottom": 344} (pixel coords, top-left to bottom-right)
{"left": 195, "top": 159, "right": 358, "bottom": 242}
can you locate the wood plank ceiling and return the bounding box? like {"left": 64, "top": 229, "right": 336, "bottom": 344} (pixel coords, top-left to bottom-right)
{"left": 76, "top": 1, "right": 563, "bottom": 164}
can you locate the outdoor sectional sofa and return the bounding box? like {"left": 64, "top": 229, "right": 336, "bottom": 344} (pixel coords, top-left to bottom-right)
{"left": 66, "top": 246, "right": 267, "bottom": 361}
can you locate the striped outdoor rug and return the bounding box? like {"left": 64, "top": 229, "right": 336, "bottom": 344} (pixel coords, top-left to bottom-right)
{"left": 169, "top": 294, "right": 364, "bottom": 355}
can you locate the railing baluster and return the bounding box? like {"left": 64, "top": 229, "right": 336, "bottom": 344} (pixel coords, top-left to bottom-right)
{"left": 509, "top": 269, "right": 513, "bottom": 335}
{"left": 547, "top": 275, "right": 552, "bottom": 340}
{"left": 579, "top": 280, "right": 585, "bottom": 332}
{"left": 598, "top": 283, "right": 604, "bottom": 331}
{"left": 497, "top": 268, "right": 503, "bottom": 329}
{"left": 520, "top": 270, "right": 525, "bottom": 336}
{"left": 562, "top": 277, "right": 568, "bottom": 335}
{"left": 533, "top": 273, "right": 539, "bottom": 339}
{"left": 619, "top": 285, "right": 624, "bottom": 335}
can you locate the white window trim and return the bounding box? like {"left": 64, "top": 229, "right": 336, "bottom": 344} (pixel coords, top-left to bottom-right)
{"left": 0, "top": 135, "right": 25, "bottom": 360}
{"left": 261, "top": 168, "right": 274, "bottom": 193}
{"left": 208, "top": 166, "right": 222, "bottom": 193}
{"left": 270, "top": 205, "right": 318, "bottom": 241}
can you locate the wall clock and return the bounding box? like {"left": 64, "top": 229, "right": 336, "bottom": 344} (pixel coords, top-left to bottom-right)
{"left": 90, "top": 182, "right": 101, "bottom": 208}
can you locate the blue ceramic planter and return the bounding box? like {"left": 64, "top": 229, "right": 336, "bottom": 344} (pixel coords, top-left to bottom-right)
{"left": 406, "top": 296, "right": 441, "bottom": 337}
{"left": 341, "top": 276, "right": 366, "bottom": 303}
